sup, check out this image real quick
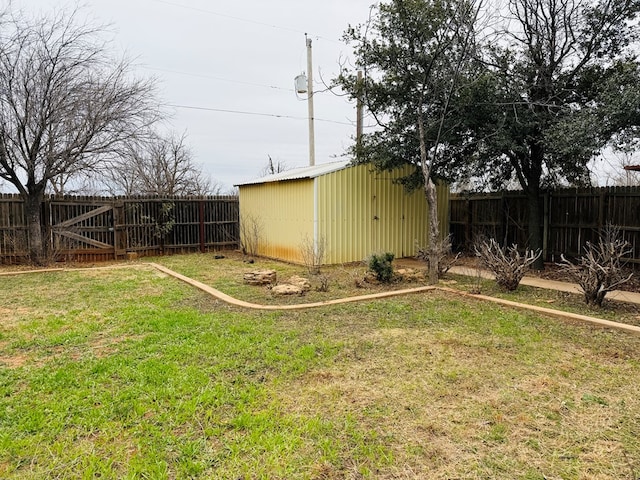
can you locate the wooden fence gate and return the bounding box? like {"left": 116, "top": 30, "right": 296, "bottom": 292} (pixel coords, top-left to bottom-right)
{"left": 1, "top": 194, "right": 240, "bottom": 263}
{"left": 49, "top": 201, "right": 116, "bottom": 260}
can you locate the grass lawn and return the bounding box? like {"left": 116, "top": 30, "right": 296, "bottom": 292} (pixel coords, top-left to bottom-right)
{"left": 1, "top": 253, "right": 639, "bottom": 479}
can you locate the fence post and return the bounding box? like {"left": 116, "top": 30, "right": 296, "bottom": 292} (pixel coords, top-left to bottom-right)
{"left": 598, "top": 188, "right": 605, "bottom": 230}
{"left": 199, "top": 200, "right": 205, "bottom": 253}
{"left": 543, "top": 191, "right": 549, "bottom": 261}
{"left": 465, "top": 196, "right": 471, "bottom": 249}
{"left": 112, "top": 201, "right": 119, "bottom": 260}
{"left": 42, "top": 196, "right": 52, "bottom": 261}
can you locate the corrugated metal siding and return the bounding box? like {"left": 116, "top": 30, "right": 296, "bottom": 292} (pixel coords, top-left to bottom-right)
{"left": 317, "top": 163, "right": 374, "bottom": 264}
{"left": 317, "top": 164, "right": 448, "bottom": 264}
{"left": 239, "top": 179, "right": 313, "bottom": 263}
{"left": 240, "top": 163, "right": 450, "bottom": 265}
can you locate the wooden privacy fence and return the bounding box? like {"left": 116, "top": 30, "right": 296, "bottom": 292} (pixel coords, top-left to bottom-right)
{"left": 450, "top": 186, "right": 640, "bottom": 265}
{"left": 0, "top": 194, "right": 239, "bottom": 263}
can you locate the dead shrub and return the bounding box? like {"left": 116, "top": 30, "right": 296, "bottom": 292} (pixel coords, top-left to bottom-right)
{"left": 559, "top": 225, "right": 633, "bottom": 307}
{"left": 239, "top": 213, "right": 263, "bottom": 258}
{"left": 315, "top": 274, "right": 330, "bottom": 292}
{"left": 416, "top": 234, "right": 461, "bottom": 278}
{"left": 475, "top": 238, "right": 541, "bottom": 291}
{"left": 299, "top": 234, "right": 327, "bottom": 275}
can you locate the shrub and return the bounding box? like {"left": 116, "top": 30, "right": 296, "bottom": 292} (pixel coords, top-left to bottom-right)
{"left": 559, "top": 225, "right": 633, "bottom": 307}
{"left": 415, "top": 233, "right": 461, "bottom": 278}
{"left": 475, "top": 238, "right": 541, "bottom": 291}
{"left": 299, "top": 234, "right": 326, "bottom": 275}
{"left": 239, "top": 213, "right": 263, "bottom": 258}
{"left": 368, "top": 252, "right": 395, "bottom": 283}
{"left": 315, "top": 274, "right": 330, "bottom": 292}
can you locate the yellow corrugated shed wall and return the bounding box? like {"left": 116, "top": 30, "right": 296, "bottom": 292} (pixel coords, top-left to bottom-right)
{"left": 317, "top": 163, "right": 449, "bottom": 264}
{"left": 239, "top": 163, "right": 450, "bottom": 265}
{"left": 316, "top": 163, "right": 375, "bottom": 264}
{"left": 239, "top": 179, "right": 313, "bottom": 263}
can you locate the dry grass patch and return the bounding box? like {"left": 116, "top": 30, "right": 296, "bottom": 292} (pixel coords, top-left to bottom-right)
{"left": 276, "top": 293, "right": 640, "bottom": 479}
{"left": 2, "top": 254, "right": 640, "bottom": 478}
{"left": 0, "top": 331, "right": 146, "bottom": 370}
{"left": 0, "top": 307, "right": 33, "bottom": 326}
{"left": 0, "top": 351, "right": 30, "bottom": 369}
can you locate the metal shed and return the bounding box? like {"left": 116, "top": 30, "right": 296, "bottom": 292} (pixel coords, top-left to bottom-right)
{"left": 236, "top": 160, "right": 449, "bottom": 265}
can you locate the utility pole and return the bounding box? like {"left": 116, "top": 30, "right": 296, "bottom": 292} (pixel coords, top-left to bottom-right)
{"left": 306, "top": 34, "right": 315, "bottom": 166}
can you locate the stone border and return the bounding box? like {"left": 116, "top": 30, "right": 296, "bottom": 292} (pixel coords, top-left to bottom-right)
{"left": 149, "top": 263, "right": 640, "bottom": 336}
{"left": 150, "top": 263, "right": 437, "bottom": 311}
{"left": 2, "top": 262, "right": 639, "bottom": 336}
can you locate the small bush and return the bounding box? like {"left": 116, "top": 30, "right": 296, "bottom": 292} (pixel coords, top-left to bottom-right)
{"left": 239, "top": 213, "right": 263, "bottom": 258}
{"left": 368, "top": 252, "right": 395, "bottom": 283}
{"left": 299, "top": 234, "right": 326, "bottom": 275}
{"left": 315, "top": 274, "right": 330, "bottom": 292}
{"left": 475, "top": 238, "right": 541, "bottom": 291}
{"left": 559, "top": 225, "right": 633, "bottom": 307}
{"left": 416, "top": 234, "right": 461, "bottom": 278}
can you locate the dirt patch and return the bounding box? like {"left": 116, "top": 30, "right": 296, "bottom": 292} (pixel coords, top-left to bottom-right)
{"left": 0, "top": 352, "right": 30, "bottom": 369}
{"left": 0, "top": 334, "right": 146, "bottom": 370}
{"left": 0, "top": 307, "right": 32, "bottom": 326}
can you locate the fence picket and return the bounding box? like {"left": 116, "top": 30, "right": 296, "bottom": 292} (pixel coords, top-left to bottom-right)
{"left": 0, "top": 194, "right": 239, "bottom": 263}
{"left": 451, "top": 186, "right": 640, "bottom": 265}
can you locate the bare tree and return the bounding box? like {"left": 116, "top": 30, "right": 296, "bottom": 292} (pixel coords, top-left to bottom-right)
{"left": 260, "top": 155, "right": 288, "bottom": 177}
{"left": 104, "top": 132, "right": 214, "bottom": 196}
{"left": 0, "top": 6, "right": 158, "bottom": 263}
{"left": 48, "top": 170, "right": 100, "bottom": 196}
{"left": 596, "top": 151, "right": 640, "bottom": 187}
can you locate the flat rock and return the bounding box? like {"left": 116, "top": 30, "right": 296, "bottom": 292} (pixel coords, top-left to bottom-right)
{"left": 287, "top": 275, "right": 311, "bottom": 292}
{"left": 243, "top": 269, "right": 277, "bottom": 285}
{"left": 271, "top": 284, "right": 303, "bottom": 295}
{"left": 396, "top": 268, "right": 425, "bottom": 282}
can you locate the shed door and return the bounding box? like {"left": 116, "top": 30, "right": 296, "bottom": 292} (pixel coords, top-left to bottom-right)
{"left": 372, "top": 179, "right": 407, "bottom": 257}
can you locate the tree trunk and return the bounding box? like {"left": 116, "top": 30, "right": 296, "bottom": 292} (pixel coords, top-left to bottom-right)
{"left": 24, "top": 192, "right": 46, "bottom": 265}
{"left": 417, "top": 111, "right": 441, "bottom": 285}
{"left": 425, "top": 178, "right": 439, "bottom": 285}
{"left": 526, "top": 184, "right": 544, "bottom": 270}
{"left": 526, "top": 137, "right": 546, "bottom": 270}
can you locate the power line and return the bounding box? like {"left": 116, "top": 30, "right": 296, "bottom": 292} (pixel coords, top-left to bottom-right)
{"left": 166, "top": 103, "right": 355, "bottom": 126}
{"left": 142, "top": 65, "right": 294, "bottom": 92}
{"left": 148, "top": 0, "right": 340, "bottom": 44}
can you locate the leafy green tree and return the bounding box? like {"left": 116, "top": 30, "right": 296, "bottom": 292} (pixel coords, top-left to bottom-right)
{"left": 464, "top": 0, "right": 640, "bottom": 268}
{"left": 336, "top": 0, "right": 483, "bottom": 283}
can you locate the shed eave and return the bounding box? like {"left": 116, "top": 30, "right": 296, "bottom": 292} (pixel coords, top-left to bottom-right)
{"left": 235, "top": 160, "right": 352, "bottom": 186}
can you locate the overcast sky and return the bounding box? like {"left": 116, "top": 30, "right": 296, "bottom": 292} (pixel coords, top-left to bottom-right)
{"left": 16, "top": 0, "right": 375, "bottom": 191}
{"left": 8, "top": 0, "right": 637, "bottom": 192}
